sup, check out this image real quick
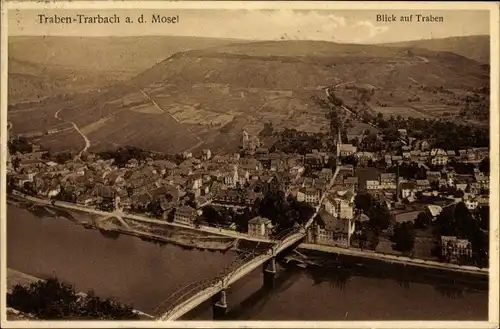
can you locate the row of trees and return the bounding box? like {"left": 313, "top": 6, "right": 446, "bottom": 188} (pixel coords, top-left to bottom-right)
{"left": 7, "top": 278, "right": 139, "bottom": 320}
{"left": 271, "top": 129, "right": 333, "bottom": 155}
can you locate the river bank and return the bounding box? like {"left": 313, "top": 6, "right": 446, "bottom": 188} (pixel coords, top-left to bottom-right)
{"left": 7, "top": 205, "right": 488, "bottom": 320}
{"left": 8, "top": 196, "right": 236, "bottom": 252}
{"left": 9, "top": 194, "right": 489, "bottom": 276}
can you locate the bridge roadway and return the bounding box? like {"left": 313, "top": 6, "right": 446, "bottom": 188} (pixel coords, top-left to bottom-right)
{"left": 156, "top": 167, "right": 341, "bottom": 321}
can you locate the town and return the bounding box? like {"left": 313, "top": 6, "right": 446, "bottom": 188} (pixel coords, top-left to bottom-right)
{"left": 6, "top": 92, "right": 490, "bottom": 271}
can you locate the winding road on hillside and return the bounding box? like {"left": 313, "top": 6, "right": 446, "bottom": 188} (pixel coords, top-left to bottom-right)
{"left": 54, "top": 110, "right": 91, "bottom": 158}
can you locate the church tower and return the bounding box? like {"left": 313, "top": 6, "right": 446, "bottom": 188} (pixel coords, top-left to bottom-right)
{"left": 242, "top": 129, "right": 249, "bottom": 150}
{"left": 336, "top": 128, "right": 342, "bottom": 158}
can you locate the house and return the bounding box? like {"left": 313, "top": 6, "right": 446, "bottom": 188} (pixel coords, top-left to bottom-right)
{"left": 426, "top": 171, "right": 441, "bottom": 183}
{"left": 181, "top": 151, "right": 193, "bottom": 159}
{"left": 303, "top": 187, "right": 321, "bottom": 205}
{"left": 402, "top": 145, "right": 412, "bottom": 152}
{"left": 319, "top": 168, "right": 333, "bottom": 182}
{"left": 397, "top": 128, "right": 408, "bottom": 137}
{"left": 431, "top": 154, "right": 448, "bottom": 166}
{"left": 440, "top": 236, "right": 473, "bottom": 264}
{"left": 391, "top": 155, "right": 403, "bottom": 165}
{"left": 15, "top": 173, "right": 34, "bottom": 187}
{"left": 400, "top": 182, "right": 416, "bottom": 199}
{"left": 223, "top": 165, "right": 238, "bottom": 188}
{"left": 472, "top": 147, "right": 489, "bottom": 161}
{"left": 446, "top": 150, "right": 456, "bottom": 159}
{"left": 324, "top": 189, "right": 355, "bottom": 220}
{"left": 308, "top": 209, "right": 356, "bottom": 248}
{"left": 343, "top": 176, "right": 359, "bottom": 191}
{"left": 366, "top": 180, "right": 381, "bottom": 192}
{"left": 248, "top": 216, "right": 273, "bottom": 238}
{"left": 242, "top": 130, "right": 260, "bottom": 152}
{"left": 416, "top": 179, "right": 430, "bottom": 191}
{"left": 339, "top": 144, "right": 357, "bottom": 157}
{"left": 18, "top": 159, "right": 45, "bottom": 172}
{"left": 22, "top": 151, "right": 47, "bottom": 160}
{"left": 474, "top": 172, "right": 489, "bottom": 190}
{"left": 379, "top": 173, "right": 396, "bottom": 190}
{"left": 426, "top": 205, "right": 443, "bottom": 220}
{"left": 202, "top": 149, "right": 212, "bottom": 161}
{"left": 384, "top": 154, "right": 392, "bottom": 166}
{"left": 355, "top": 152, "right": 374, "bottom": 165}
{"left": 304, "top": 153, "right": 323, "bottom": 170}
{"left": 463, "top": 194, "right": 479, "bottom": 210}
{"left": 187, "top": 173, "right": 203, "bottom": 191}
{"left": 410, "top": 150, "right": 421, "bottom": 162}
{"left": 174, "top": 205, "right": 197, "bottom": 226}
{"left": 420, "top": 141, "right": 430, "bottom": 151}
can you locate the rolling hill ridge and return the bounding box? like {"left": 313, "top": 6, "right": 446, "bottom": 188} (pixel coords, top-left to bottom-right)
{"left": 9, "top": 38, "right": 489, "bottom": 155}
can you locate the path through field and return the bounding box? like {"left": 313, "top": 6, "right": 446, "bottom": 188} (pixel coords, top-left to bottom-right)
{"left": 54, "top": 109, "right": 91, "bottom": 158}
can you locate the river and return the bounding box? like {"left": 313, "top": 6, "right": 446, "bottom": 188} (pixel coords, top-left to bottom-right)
{"left": 7, "top": 205, "right": 488, "bottom": 320}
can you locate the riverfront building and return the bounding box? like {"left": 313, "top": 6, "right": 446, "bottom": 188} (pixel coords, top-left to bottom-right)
{"left": 248, "top": 216, "right": 273, "bottom": 238}
{"left": 440, "top": 236, "right": 473, "bottom": 264}
{"left": 174, "top": 205, "right": 197, "bottom": 226}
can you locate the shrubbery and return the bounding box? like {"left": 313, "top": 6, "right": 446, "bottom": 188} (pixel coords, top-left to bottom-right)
{"left": 7, "top": 277, "right": 139, "bottom": 320}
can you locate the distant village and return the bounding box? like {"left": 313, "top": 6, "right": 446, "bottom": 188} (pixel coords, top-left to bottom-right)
{"left": 7, "top": 124, "right": 490, "bottom": 267}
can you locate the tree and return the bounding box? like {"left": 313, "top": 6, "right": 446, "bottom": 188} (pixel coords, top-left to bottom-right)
{"left": 392, "top": 221, "right": 415, "bottom": 253}
{"left": 354, "top": 193, "right": 391, "bottom": 232}
{"left": 260, "top": 122, "right": 274, "bottom": 137}
{"left": 478, "top": 205, "right": 489, "bottom": 231}
{"left": 200, "top": 205, "right": 223, "bottom": 226}
{"left": 479, "top": 157, "right": 489, "bottom": 173}
{"left": 9, "top": 137, "right": 33, "bottom": 154}
{"left": 354, "top": 193, "right": 373, "bottom": 213}
{"left": 414, "top": 212, "right": 431, "bottom": 229}
{"left": 7, "top": 277, "right": 138, "bottom": 320}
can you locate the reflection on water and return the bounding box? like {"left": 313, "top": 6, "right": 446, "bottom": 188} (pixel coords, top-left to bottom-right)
{"left": 182, "top": 258, "right": 488, "bottom": 321}
{"left": 7, "top": 204, "right": 489, "bottom": 320}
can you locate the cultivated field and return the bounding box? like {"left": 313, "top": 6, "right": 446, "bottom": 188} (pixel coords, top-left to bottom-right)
{"left": 8, "top": 37, "right": 489, "bottom": 155}
{"left": 39, "top": 128, "right": 86, "bottom": 153}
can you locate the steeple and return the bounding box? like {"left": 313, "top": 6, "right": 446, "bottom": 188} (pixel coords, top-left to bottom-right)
{"left": 242, "top": 129, "right": 249, "bottom": 150}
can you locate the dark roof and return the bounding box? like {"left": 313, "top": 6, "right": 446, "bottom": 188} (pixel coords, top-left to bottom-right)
{"left": 355, "top": 167, "right": 380, "bottom": 190}
{"left": 249, "top": 216, "right": 272, "bottom": 225}
{"left": 401, "top": 182, "right": 416, "bottom": 189}
{"left": 177, "top": 205, "right": 196, "bottom": 217}
{"left": 317, "top": 209, "right": 349, "bottom": 233}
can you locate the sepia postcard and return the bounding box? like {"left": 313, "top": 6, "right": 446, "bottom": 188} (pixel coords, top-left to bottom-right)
{"left": 0, "top": 1, "right": 499, "bottom": 328}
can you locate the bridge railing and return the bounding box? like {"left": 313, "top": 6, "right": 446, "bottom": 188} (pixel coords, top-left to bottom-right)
{"left": 271, "top": 227, "right": 297, "bottom": 241}
{"left": 156, "top": 247, "right": 269, "bottom": 319}
{"left": 153, "top": 278, "right": 220, "bottom": 319}
{"left": 272, "top": 227, "right": 305, "bottom": 253}
{"left": 156, "top": 225, "right": 310, "bottom": 320}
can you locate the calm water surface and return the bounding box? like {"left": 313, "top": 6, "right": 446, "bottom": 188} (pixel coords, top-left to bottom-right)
{"left": 7, "top": 205, "right": 488, "bottom": 320}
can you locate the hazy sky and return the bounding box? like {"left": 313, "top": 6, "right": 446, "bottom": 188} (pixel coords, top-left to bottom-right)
{"left": 8, "top": 8, "right": 490, "bottom": 43}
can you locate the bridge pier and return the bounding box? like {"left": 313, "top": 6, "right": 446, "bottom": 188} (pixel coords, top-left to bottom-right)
{"left": 212, "top": 290, "right": 228, "bottom": 320}
{"left": 263, "top": 257, "right": 277, "bottom": 289}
